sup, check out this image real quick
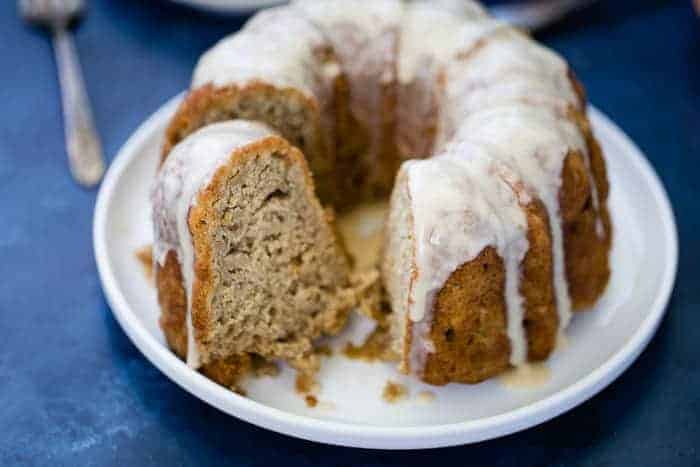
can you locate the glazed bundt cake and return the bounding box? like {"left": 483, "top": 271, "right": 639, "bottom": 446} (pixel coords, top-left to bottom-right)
{"left": 153, "top": 0, "right": 612, "bottom": 387}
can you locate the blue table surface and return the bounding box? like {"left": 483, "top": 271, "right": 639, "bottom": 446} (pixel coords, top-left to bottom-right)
{"left": 2, "top": 0, "right": 699, "bottom": 465}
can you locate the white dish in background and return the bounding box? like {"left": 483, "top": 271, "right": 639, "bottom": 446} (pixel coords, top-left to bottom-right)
{"left": 94, "top": 94, "right": 677, "bottom": 449}
{"left": 167, "top": 0, "right": 285, "bottom": 14}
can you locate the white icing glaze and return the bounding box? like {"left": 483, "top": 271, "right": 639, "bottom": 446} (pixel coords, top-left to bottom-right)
{"left": 396, "top": 3, "right": 507, "bottom": 159}
{"left": 294, "top": 0, "right": 404, "bottom": 44}
{"left": 398, "top": 1, "right": 489, "bottom": 83}
{"left": 437, "top": 29, "right": 580, "bottom": 147}
{"left": 193, "top": 6, "right": 326, "bottom": 95}
{"left": 152, "top": 121, "right": 276, "bottom": 369}
{"left": 294, "top": 0, "right": 403, "bottom": 88}
{"left": 428, "top": 0, "right": 487, "bottom": 17}
{"left": 405, "top": 141, "right": 530, "bottom": 369}
{"left": 400, "top": 10, "right": 508, "bottom": 84}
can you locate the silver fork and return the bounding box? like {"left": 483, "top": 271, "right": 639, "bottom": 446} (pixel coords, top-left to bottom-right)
{"left": 491, "top": 0, "right": 600, "bottom": 32}
{"left": 20, "top": 0, "right": 104, "bottom": 187}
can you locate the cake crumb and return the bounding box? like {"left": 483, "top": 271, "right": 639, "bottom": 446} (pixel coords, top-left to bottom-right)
{"left": 382, "top": 381, "right": 408, "bottom": 403}
{"left": 295, "top": 373, "right": 320, "bottom": 395}
{"left": 305, "top": 395, "right": 318, "bottom": 408}
{"left": 344, "top": 326, "right": 397, "bottom": 362}
{"left": 349, "top": 268, "right": 387, "bottom": 321}
{"left": 315, "top": 345, "right": 333, "bottom": 357}
{"left": 416, "top": 390, "right": 436, "bottom": 404}
{"left": 232, "top": 387, "right": 247, "bottom": 397}
{"left": 135, "top": 245, "right": 154, "bottom": 283}
{"left": 251, "top": 357, "right": 279, "bottom": 378}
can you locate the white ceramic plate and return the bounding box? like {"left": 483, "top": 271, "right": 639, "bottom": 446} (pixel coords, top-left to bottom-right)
{"left": 94, "top": 94, "right": 677, "bottom": 449}
{"left": 166, "top": 0, "right": 285, "bottom": 14}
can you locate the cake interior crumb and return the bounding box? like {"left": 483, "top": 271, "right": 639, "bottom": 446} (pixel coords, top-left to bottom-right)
{"left": 135, "top": 245, "right": 154, "bottom": 283}
{"left": 382, "top": 380, "right": 408, "bottom": 403}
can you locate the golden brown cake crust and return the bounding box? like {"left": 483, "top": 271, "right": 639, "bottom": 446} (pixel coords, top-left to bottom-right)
{"left": 422, "top": 247, "right": 511, "bottom": 385}
{"left": 521, "top": 200, "right": 559, "bottom": 361}
{"left": 420, "top": 137, "right": 611, "bottom": 385}
{"left": 156, "top": 250, "right": 252, "bottom": 388}
{"left": 564, "top": 83, "right": 613, "bottom": 310}
{"left": 156, "top": 250, "right": 188, "bottom": 360}
{"left": 421, "top": 197, "right": 558, "bottom": 385}
{"left": 565, "top": 134, "right": 612, "bottom": 309}
{"left": 162, "top": 82, "right": 321, "bottom": 161}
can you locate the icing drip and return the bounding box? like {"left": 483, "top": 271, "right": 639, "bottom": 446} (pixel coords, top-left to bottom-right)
{"left": 396, "top": 11, "right": 602, "bottom": 371}
{"left": 152, "top": 121, "right": 276, "bottom": 369}
{"left": 452, "top": 105, "right": 588, "bottom": 330}
{"left": 396, "top": 3, "right": 505, "bottom": 159}
{"left": 294, "top": 0, "right": 404, "bottom": 161}
{"left": 176, "top": 0, "right": 608, "bottom": 377}
{"left": 405, "top": 142, "right": 530, "bottom": 370}
{"left": 431, "top": 28, "right": 595, "bottom": 336}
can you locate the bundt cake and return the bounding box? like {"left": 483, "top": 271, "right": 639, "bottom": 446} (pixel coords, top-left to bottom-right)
{"left": 153, "top": 0, "right": 612, "bottom": 387}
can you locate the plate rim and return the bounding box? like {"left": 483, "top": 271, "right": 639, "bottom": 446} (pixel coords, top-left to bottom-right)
{"left": 93, "top": 93, "right": 678, "bottom": 449}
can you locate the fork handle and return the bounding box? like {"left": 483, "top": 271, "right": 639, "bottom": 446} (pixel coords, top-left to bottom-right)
{"left": 52, "top": 25, "right": 104, "bottom": 187}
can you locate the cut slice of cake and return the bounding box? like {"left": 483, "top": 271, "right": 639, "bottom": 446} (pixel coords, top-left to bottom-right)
{"left": 152, "top": 120, "right": 357, "bottom": 387}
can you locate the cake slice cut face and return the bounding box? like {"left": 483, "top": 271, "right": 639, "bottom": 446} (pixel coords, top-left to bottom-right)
{"left": 152, "top": 121, "right": 355, "bottom": 382}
